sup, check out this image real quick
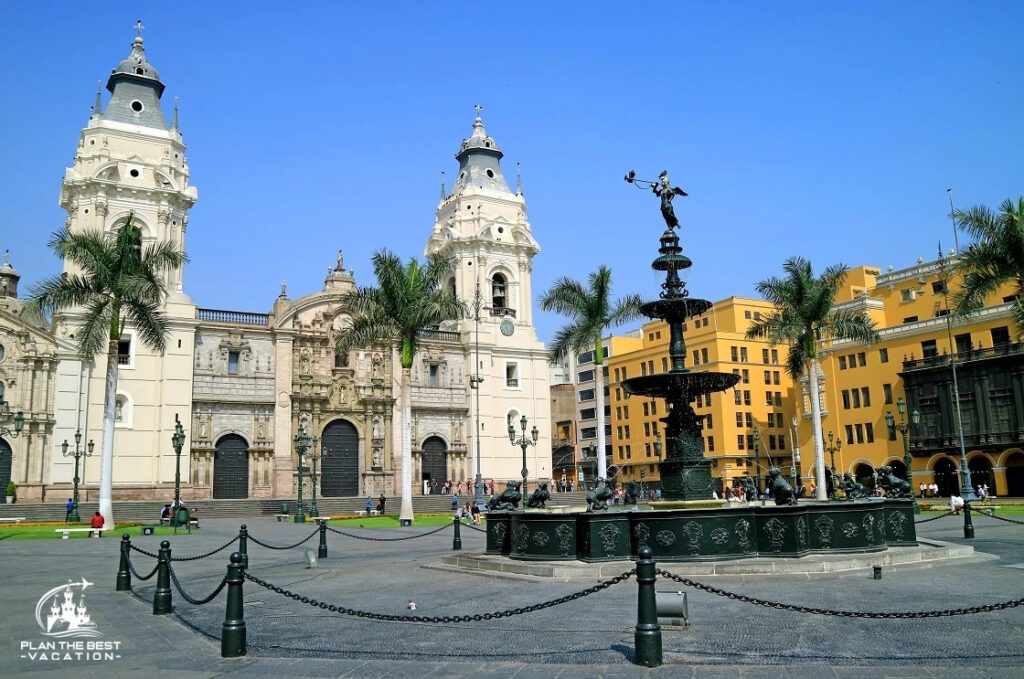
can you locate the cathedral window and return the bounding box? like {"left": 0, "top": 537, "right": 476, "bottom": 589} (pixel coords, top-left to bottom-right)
{"left": 428, "top": 363, "right": 439, "bottom": 387}
{"left": 228, "top": 351, "right": 240, "bottom": 375}
{"left": 129, "top": 100, "right": 144, "bottom": 113}
{"left": 117, "top": 337, "right": 133, "bottom": 367}
{"left": 504, "top": 361, "right": 520, "bottom": 389}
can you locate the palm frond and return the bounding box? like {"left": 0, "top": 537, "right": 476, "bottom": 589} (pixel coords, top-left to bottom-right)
{"left": 538, "top": 277, "right": 590, "bottom": 319}
{"left": 606, "top": 293, "right": 644, "bottom": 328}
{"left": 124, "top": 299, "right": 169, "bottom": 353}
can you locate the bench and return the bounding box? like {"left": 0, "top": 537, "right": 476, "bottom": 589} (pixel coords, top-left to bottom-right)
{"left": 0, "top": 517, "right": 26, "bottom": 523}
{"left": 55, "top": 528, "right": 103, "bottom": 539}
{"left": 275, "top": 514, "right": 291, "bottom": 522}
{"left": 357, "top": 510, "right": 379, "bottom": 517}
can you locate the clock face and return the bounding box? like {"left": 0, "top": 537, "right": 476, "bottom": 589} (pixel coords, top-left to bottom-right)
{"left": 500, "top": 319, "right": 515, "bottom": 336}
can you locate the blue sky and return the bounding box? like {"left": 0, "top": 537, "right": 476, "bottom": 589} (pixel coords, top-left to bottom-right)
{"left": 1, "top": 2, "right": 1020, "bottom": 343}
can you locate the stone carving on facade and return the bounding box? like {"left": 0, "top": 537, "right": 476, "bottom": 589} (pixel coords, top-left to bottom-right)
{"left": 372, "top": 445, "right": 382, "bottom": 470}
{"left": 372, "top": 414, "right": 383, "bottom": 440}
{"left": 371, "top": 354, "right": 384, "bottom": 381}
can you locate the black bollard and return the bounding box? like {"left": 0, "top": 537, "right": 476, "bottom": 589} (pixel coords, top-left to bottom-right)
{"left": 963, "top": 500, "right": 975, "bottom": 539}
{"left": 239, "top": 524, "right": 248, "bottom": 569}
{"left": 873, "top": 565, "right": 882, "bottom": 580}
{"left": 153, "top": 540, "right": 172, "bottom": 615}
{"left": 634, "top": 545, "right": 662, "bottom": 667}
{"left": 221, "top": 552, "right": 247, "bottom": 658}
{"left": 116, "top": 535, "right": 131, "bottom": 591}
{"left": 452, "top": 516, "right": 462, "bottom": 551}
{"left": 318, "top": 520, "right": 328, "bottom": 559}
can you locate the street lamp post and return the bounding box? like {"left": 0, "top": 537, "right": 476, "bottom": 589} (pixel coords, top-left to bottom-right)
{"left": 935, "top": 246, "right": 977, "bottom": 504}
{"left": 508, "top": 415, "right": 538, "bottom": 495}
{"left": 790, "top": 415, "right": 802, "bottom": 495}
{"left": 751, "top": 427, "right": 762, "bottom": 496}
{"left": 0, "top": 399, "right": 25, "bottom": 439}
{"left": 308, "top": 443, "right": 322, "bottom": 519}
{"left": 170, "top": 415, "right": 187, "bottom": 527}
{"left": 825, "top": 431, "right": 842, "bottom": 500}
{"left": 886, "top": 397, "right": 921, "bottom": 514}
{"left": 61, "top": 430, "right": 94, "bottom": 522}
{"left": 293, "top": 424, "right": 313, "bottom": 523}
{"left": 469, "top": 280, "right": 487, "bottom": 511}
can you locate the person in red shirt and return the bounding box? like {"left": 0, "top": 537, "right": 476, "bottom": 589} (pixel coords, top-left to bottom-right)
{"left": 90, "top": 512, "right": 104, "bottom": 529}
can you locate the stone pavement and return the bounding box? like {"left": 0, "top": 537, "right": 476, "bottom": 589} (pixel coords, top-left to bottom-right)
{"left": 2, "top": 511, "right": 1023, "bottom": 678}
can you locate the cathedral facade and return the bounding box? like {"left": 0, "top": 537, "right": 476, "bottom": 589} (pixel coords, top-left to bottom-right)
{"left": 0, "top": 34, "right": 551, "bottom": 503}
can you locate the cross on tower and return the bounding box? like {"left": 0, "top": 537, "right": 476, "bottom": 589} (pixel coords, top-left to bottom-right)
{"left": 134, "top": 20, "right": 145, "bottom": 38}
{"left": 474, "top": 104, "right": 483, "bottom": 118}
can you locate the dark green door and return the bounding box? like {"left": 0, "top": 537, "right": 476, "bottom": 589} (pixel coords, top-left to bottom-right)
{"left": 321, "top": 420, "right": 359, "bottom": 497}
{"left": 213, "top": 435, "right": 249, "bottom": 499}
{"left": 421, "top": 436, "right": 447, "bottom": 488}
{"left": 0, "top": 438, "right": 11, "bottom": 504}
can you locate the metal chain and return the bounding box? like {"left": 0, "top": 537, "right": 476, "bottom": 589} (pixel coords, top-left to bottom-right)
{"left": 244, "top": 568, "right": 635, "bottom": 623}
{"left": 915, "top": 511, "right": 955, "bottom": 524}
{"left": 247, "top": 527, "right": 320, "bottom": 550}
{"left": 166, "top": 562, "right": 228, "bottom": 605}
{"left": 129, "top": 544, "right": 161, "bottom": 559}
{"left": 125, "top": 552, "right": 160, "bottom": 581}
{"left": 461, "top": 522, "right": 487, "bottom": 533}
{"left": 976, "top": 512, "right": 1024, "bottom": 526}
{"left": 656, "top": 568, "right": 1024, "bottom": 618}
{"left": 325, "top": 522, "right": 451, "bottom": 541}
{"left": 170, "top": 536, "right": 239, "bottom": 562}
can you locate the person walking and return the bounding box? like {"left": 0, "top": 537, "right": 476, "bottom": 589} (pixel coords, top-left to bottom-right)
{"left": 377, "top": 494, "right": 387, "bottom": 515}
{"left": 65, "top": 498, "right": 74, "bottom": 522}
{"left": 366, "top": 496, "right": 373, "bottom": 516}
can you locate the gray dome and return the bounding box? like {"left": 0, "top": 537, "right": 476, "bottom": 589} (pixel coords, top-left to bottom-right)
{"left": 456, "top": 117, "right": 502, "bottom": 157}
{"left": 108, "top": 37, "right": 163, "bottom": 90}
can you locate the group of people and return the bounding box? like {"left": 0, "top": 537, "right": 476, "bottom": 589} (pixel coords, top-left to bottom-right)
{"left": 426, "top": 480, "right": 498, "bottom": 496}
{"left": 365, "top": 494, "right": 388, "bottom": 515}
{"left": 159, "top": 502, "right": 199, "bottom": 527}
{"left": 918, "top": 483, "right": 942, "bottom": 498}
{"left": 454, "top": 501, "right": 482, "bottom": 525}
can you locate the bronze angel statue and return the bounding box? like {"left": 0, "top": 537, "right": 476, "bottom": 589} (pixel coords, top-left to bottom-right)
{"left": 624, "top": 170, "right": 688, "bottom": 229}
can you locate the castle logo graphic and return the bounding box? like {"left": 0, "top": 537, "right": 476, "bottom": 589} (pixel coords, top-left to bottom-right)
{"left": 34, "top": 579, "right": 102, "bottom": 639}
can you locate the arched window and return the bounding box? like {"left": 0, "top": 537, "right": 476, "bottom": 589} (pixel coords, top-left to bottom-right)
{"left": 491, "top": 273, "right": 506, "bottom": 309}
{"left": 447, "top": 277, "right": 456, "bottom": 298}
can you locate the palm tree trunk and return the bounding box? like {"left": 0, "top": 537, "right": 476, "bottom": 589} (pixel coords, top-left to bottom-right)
{"left": 808, "top": 357, "right": 827, "bottom": 501}
{"left": 595, "top": 360, "right": 607, "bottom": 480}
{"left": 99, "top": 339, "right": 119, "bottom": 529}
{"left": 398, "top": 366, "right": 414, "bottom": 524}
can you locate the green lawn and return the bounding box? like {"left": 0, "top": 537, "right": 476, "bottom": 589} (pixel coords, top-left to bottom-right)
{"left": 0, "top": 524, "right": 189, "bottom": 541}
{"left": 326, "top": 513, "right": 480, "bottom": 529}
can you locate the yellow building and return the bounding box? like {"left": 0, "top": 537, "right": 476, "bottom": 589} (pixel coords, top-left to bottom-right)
{"left": 608, "top": 297, "right": 798, "bottom": 495}
{"left": 812, "top": 257, "right": 1023, "bottom": 497}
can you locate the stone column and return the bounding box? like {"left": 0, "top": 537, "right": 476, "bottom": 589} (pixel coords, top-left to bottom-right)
{"left": 272, "top": 334, "right": 295, "bottom": 495}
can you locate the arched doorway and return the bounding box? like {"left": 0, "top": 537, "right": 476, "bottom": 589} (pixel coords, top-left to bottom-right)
{"left": 0, "top": 438, "right": 12, "bottom": 504}
{"left": 968, "top": 456, "right": 993, "bottom": 493}
{"left": 824, "top": 468, "right": 836, "bottom": 498}
{"left": 321, "top": 420, "right": 359, "bottom": 497}
{"left": 889, "top": 459, "right": 908, "bottom": 482}
{"left": 933, "top": 457, "right": 960, "bottom": 497}
{"left": 854, "top": 463, "right": 875, "bottom": 493}
{"left": 213, "top": 434, "right": 249, "bottom": 499}
{"left": 1006, "top": 453, "right": 1024, "bottom": 497}
{"left": 421, "top": 436, "right": 447, "bottom": 492}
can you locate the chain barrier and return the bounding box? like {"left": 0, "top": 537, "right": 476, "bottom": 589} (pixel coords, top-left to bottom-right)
{"left": 976, "top": 512, "right": 1024, "bottom": 526}
{"left": 170, "top": 536, "right": 240, "bottom": 562}
{"left": 244, "top": 568, "right": 635, "bottom": 623}
{"left": 125, "top": 552, "right": 160, "bottom": 581}
{"left": 247, "top": 527, "right": 320, "bottom": 550}
{"left": 325, "top": 522, "right": 451, "bottom": 542}
{"left": 166, "top": 562, "right": 228, "bottom": 606}
{"left": 129, "top": 543, "right": 161, "bottom": 559}
{"left": 656, "top": 568, "right": 1024, "bottom": 618}
{"left": 461, "top": 522, "right": 487, "bottom": 533}
{"left": 129, "top": 537, "right": 239, "bottom": 562}
{"left": 915, "top": 511, "right": 955, "bottom": 524}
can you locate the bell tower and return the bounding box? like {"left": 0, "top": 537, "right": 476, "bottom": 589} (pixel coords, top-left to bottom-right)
{"left": 52, "top": 30, "right": 198, "bottom": 499}
{"left": 424, "top": 111, "right": 551, "bottom": 488}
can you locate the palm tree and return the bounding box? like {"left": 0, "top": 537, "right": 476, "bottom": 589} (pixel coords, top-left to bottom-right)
{"left": 335, "top": 249, "right": 463, "bottom": 524}
{"left": 952, "top": 197, "right": 1024, "bottom": 336}
{"left": 30, "top": 214, "right": 186, "bottom": 528}
{"left": 539, "top": 266, "right": 643, "bottom": 482}
{"left": 746, "top": 257, "right": 878, "bottom": 501}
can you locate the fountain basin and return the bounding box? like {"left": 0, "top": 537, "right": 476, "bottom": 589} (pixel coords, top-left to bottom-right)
{"left": 485, "top": 499, "right": 916, "bottom": 562}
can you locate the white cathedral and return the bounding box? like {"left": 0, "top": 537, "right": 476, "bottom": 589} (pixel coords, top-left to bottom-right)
{"left": 0, "top": 34, "right": 552, "bottom": 503}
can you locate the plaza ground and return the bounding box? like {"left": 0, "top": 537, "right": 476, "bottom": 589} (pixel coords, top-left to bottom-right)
{"left": 2, "top": 510, "right": 1023, "bottom": 678}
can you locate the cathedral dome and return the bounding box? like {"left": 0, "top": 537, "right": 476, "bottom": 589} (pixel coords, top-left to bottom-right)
{"left": 111, "top": 37, "right": 162, "bottom": 82}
